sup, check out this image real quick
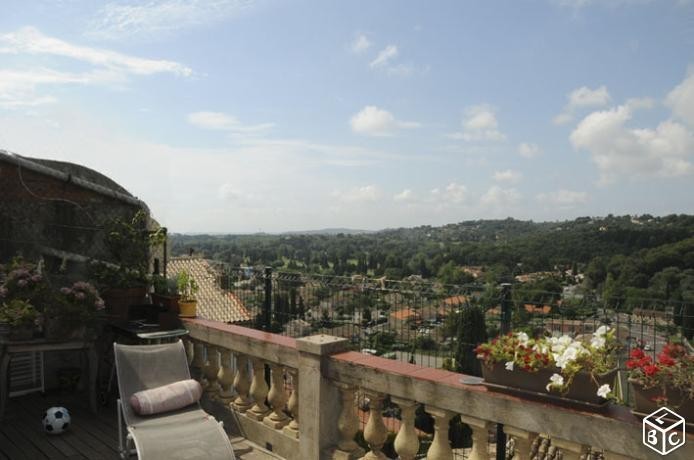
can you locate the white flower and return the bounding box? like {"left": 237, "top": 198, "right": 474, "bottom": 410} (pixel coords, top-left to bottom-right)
{"left": 546, "top": 373, "right": 564, "bottom": 392}
{"left": 597, "top": 384, "right": 611, "bottom": 399}
{"left": 505, "top": 361, "right": 514, "bottom": 371}
{"left": 517, "top": 332, "right": 529, "bottom": 346}
{"left": 590, "top": 336, "right": 606, "bottom": 349}
{"left": 555, "top": 355, "right": 569, "bottom": 369}
{"left": 532, "top": 344, "right": 548, "bottom": 354}
{"left": 594, "top": 325, "right": 609, "bottom": 337}
{"left": 558, "top": 335, "right": 572, "bottom": 347}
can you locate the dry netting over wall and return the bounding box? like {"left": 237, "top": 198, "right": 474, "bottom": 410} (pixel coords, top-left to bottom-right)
{"left": 0, "top": 150, "right": 159, "bottom": 281}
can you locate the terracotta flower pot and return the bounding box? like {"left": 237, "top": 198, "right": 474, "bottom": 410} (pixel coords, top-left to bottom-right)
{"left": 629, "top": 379, "right": 694, "bottom": 423}
{"left": 481, "top": 361, "right": 617, "bottom": 406}
{"left": 178, "top": 300, "right": 197, "bottom": 318}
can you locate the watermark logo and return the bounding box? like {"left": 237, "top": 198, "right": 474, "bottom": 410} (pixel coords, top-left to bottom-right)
{"left": 643, "top": 407, "right": 686, "bottom": 455}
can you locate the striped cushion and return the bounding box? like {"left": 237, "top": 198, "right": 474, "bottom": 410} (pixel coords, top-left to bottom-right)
{"left": 130, "top": 379, "right": 202, "bottom": 415}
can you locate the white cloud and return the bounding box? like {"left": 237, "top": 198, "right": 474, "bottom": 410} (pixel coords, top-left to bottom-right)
{"left": 350, "top": 106, "right": 420, "bottom": 136}
{"left": 336, "top": 185, "right": 381, "bottom": 203}
{"left": 431, "top": 182, "right": 468, "bottom": 205}
{"left": 187, "top": 111, "right": 274, "bottom": 135}
{"left": 480, "top": 186, "right": 521, "bottom": 207}
{"left": 370, "top": 45, "right": 398, "bottom": 69}
{"left": 518, "top": 142, "right": 542, "bottom": 159}
{"left": 0, "top": 27, "right": 192, "bottom": 76}
{"left": 87, "top": 0, "right": 254, "bottom": 40}
{"left": 554, "top": 85, "right": 610, "bottom": 125}
{"left": 666, "top": 72, "right": 694, "bottom": 127}
{"left": 493, "top": 169, "right": 523, "bottom": 184}
{"left": 0, "top": 27, "right": 192, "bottom": 108}
{"left": 218, "top": 183, "right": 258, "bottom": 202}
{"left": 393, "top": 189, "right": 415, "bottom": 202}
{"left": 449, "top": 105, "right": 505, "bottom": 142}
{"left": 537, "top": 189, "right": 588, "bottom": 206}
{"left": 552, "top": 0, "right": 654, "bottom": 7}
{"left": 570, "top": 103, "right": 694, "bottom": 183}
{"left": 350, "top": 33, "right": 371, "bottom": 54}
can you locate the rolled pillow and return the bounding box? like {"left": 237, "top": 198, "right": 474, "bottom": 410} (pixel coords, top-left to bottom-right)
{"left": 130, "top": 379, "right": 202, "bottom": 415}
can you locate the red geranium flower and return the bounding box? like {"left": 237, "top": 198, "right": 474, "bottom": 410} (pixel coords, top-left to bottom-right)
{"left": 644, "top": 365, "right": 659, "bottom": 376}
{"left": 630, "top": 348, "right": 645, "bottom": 360}
{"left": 658, "top": 354, "right": 676, "bottom": 366}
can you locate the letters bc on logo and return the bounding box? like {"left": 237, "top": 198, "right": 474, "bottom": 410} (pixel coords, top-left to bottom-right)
{"left": 642, "top": 407, "right": 686, "bottom": 455}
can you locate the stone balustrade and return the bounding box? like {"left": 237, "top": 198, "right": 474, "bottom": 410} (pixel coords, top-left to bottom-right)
{"left": 183, "top": 318, "right": 693, "bottom": 460}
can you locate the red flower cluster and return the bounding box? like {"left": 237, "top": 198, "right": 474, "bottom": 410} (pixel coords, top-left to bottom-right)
{"left": 627, "top": 342, "right": 693, "bottom": 392}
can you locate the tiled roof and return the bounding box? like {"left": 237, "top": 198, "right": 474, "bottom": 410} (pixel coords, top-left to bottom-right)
{"left": 442, "top": 295, "right": 468, "bottom": 306}
{"left": 167, "top": 257, "right": 252, "bottom": 323}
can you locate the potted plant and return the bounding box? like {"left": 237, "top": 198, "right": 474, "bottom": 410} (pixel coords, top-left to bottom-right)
{"left": 176, "top": 270, "right": 198, "bottom": 318}
{"left": 90, "top": 211, "right": 165, "bottom": 320}
{"left": 627, "top": 343, "right": 693, "bottom": 421}
{"left": 0, "top": 299, "right": 39, "bottom": 341}
{"left": 1, "top": 260, "right": 49, "bottom": 307}
{"left": 475, "top": 326, "right": 618, "bottom": 407}
{"left": 151, "top": 274, "right": 180, "bottom": 313}
{"left": 45, "top": 282, "right": 105, "bottom": 340}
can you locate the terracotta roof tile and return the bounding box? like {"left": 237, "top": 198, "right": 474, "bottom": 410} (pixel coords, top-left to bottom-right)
{"left": 167, "top": 257, "right": 252, "bottom": 323}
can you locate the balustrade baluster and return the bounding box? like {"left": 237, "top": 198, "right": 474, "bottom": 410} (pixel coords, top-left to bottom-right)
{"left": 182, "top": 338, "right": 194, "bottom": 366}
{"left": 264, "top": 363, "right": 290, "bottom": 429}
{"left": 503, "top": 426, "right": 536, "bottom": 460}
{"left": 459, "top": 415, "right": 491, "bottom": 460}
{"left": 360, "top": 391, "right": 387, "bottom": 460}
{"left": 191, "top": 341, "right": 206, "bottom": 382}
{"left": 552, "top": 438, "right": 589, "bottom": 460}
{"left": 232, "top": 354, "right": 253, "bottom": 412}
{"left": 283, "top": 368, "right": 299, "bottom": 438}
{"left": 202, "top": 345, "right": 221, "bottom": 394}
{"left": 248, "top": 358, "right": 270, "bottom": 420}
{"left": 603, "top": 452, "right": 632, "bottom": 460}
{"left": 425, "top": 406, "right": 454, "bottom": 460}
{"left": 391, "top": 397, "right": 419, "bottom": 460}
{"left": 332, "top": 383, "right": 364, "bottom": 460}
{"left": 217, "top": 348, "right": 235, "bottom": 401}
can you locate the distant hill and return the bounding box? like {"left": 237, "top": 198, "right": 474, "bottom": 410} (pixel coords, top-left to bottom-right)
{"left": 169, "top": 215, "right": 694, "bottom": 291}
{"left": 282, "top": 228, "right": 374, "bottom": 235}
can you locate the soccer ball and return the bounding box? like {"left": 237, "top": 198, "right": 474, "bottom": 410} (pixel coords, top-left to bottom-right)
{"left": 43, "top": 407, "right": 70, "bottom": 434}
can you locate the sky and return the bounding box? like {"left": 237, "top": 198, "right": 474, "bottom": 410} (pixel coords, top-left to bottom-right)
{"left": 1, "top": 0, "right": 693, "bottom": 233}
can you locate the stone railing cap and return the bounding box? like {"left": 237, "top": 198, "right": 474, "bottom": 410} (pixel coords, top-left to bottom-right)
{"left": 296, "top": 334, "right": 349, "bottom": 356}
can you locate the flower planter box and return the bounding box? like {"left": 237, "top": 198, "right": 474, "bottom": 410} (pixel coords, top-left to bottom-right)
{"left": 630, "top": 379, "right": 694, "bottom": 423}
{"left": 101, "top": 287, "right": 147, "bottom": 320}
{"left": 44, "top": 316, "right": 86, "bottom": 340}
{"left": 151, "top": 293, "right": 180, "bottom": 314}
{"left": 481, "top": 361, "right": 617, "bottom": 408}
{"left": 8, "top": 325, "right": 35, "bottom": 341}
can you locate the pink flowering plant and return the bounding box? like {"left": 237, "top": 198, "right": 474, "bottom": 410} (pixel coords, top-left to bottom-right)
{"left": 1, "top": 260, "right": 49, "bottom": 307}
{"left": 0, "top": 299, "right": 39, "bottom": 327}
{"left": 49, "top": 281, "right": 105, "bottom": 325}
{"left": 476, "top": 326, "right": 619, "bottom": 400}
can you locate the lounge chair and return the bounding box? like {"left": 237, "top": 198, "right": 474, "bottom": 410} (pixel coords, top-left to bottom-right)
{"left": 114, "top": 341, "right": 236, "bottom": 459}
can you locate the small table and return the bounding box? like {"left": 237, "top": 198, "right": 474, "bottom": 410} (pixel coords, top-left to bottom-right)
{"left": 0, "top": 338, "right": 97, "bottom": 421}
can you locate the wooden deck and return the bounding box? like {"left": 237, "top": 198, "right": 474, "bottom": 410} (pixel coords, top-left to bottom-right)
{"left": 0, "top": 391, "right": 281, "bottom": 459}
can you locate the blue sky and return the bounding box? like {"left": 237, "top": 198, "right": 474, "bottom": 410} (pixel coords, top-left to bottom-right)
{"left": 1, "top": 0, "right": 693, "bottom": 233}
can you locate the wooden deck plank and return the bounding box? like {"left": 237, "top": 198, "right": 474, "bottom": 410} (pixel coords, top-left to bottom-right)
{"left": 1, "top": 422, "right": 49, "bottom": 459}
{"left": 0, "top": 429, "right": 30, "bottom": 460}
{"left": 12, "top": 396, "right": 79, "bottom": 459}
{"left": 1, "top": 392, "right": 120, "bottom": 460}
{"left": 20, "top": 393, "right": 118, "bottom": 458}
